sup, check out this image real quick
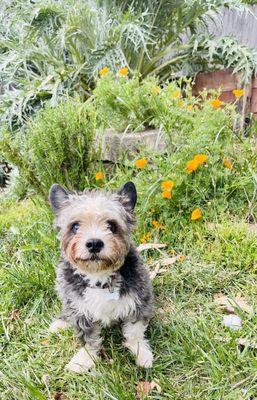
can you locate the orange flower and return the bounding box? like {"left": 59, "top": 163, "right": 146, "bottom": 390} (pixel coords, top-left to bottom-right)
{"left": 178, "top": 100, "right": 184, "bottom": 107}
{"left": 224, "top": 158, "right": 233, "bottom": 169}
{"left": 191, "top": 208, "right": 202, "bottom": 221}
{"left": 186, "top": 154, "right": 207, "bottom": 173}
{"left": 194, "top": 154, "right": 207, "bottom": 165}
{"left": 210, "top": 99, "right": 223, "bottom": 109}
{"left": 99, "top": 66, "right": 109, "bottom": 77}
{"left": 161, "top": 180, "right": 175, "bottom": 191}
{"left": 186, "top": 159, "right": 199, "bottom": 174}
{"left": 233, "top": 89, "right": 245, "bottom": 99}
{"left": 162, "top": 190, "right": 172, "bottom": 199}
{"left": 171, "top": 89, "right": 181, "bottom": 99}
{"left": 187, "top": 105, "right": 193, "bottom": 111}
{"left": 151, "top": 86, "right": 161, "bottom": 95}
{"left": 95, "top": 171, "right": 104, "bottom": 181}
{"left": 140, "top": 231, "right": 151, "bottom": 243}
{"left": 135, "top": 158, "right": 148, "bottom": 169}
{"left": 152, "top": 220, "right": 159, "bottom": 229}
{"left": 179, "top": 255, "right": 186, "bottom": 262}
{"left": 118, "top": 67, "right": 128, "bottom": 77}
{"left": 152, "top": 220, "right": 164, "bottom": 229}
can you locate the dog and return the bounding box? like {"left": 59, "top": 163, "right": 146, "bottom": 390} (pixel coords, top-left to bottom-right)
{"left": 49, "top": 181, "right": 154, "bottom": 373}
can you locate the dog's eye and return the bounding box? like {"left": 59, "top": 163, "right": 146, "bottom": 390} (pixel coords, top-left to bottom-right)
{"left": 71, "top": 222, "right": 79, "bottom": 234}
{"left": 107, "top": 220, "right": 117, "bottom": 234}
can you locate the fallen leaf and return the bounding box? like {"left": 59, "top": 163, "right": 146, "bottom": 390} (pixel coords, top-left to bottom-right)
{"left": 149, "top": 255, "right": 182, "bottom": 280}
{"left": 9, "top": 309, "right": 20, "bottom": 321}
{"left": 136, "top": 380, "right": 162, "bottom": 399}
{"left": 237, "top": 337, "right": 257, "bottom": 349}
{"left": 41, "top": 338, "right": 50, "bottom": 345}
{"left": 52, "top": 393, "right": 67, "bottom": 400}
{"left": 137, "top": 243, "right": 167, "bottom": 252}
{"left": 136, "top": 381, "right": 152, "bottom": 398}
{"left": 214, "top": 292, "right": 253, "bottom": 314}
{"left": 150, "top": 379, "right": 162, "bottom": 394}
{"left": 215, "top": 335, "right": 257, "bottom": 350}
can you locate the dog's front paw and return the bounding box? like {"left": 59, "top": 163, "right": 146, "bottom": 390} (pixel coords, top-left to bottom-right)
{"left": 136, "top": 347, "right": 153, "bottom": 368}
{"left": 65, "top": 348, "right": 96, "bottom": 373}
{"left": 49, "top": 318, "right": 69, "bottom": 333}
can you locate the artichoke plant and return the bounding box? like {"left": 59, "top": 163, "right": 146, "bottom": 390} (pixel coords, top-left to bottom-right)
{"left": 0, "top": 0, "right": 256, "bottom": 129}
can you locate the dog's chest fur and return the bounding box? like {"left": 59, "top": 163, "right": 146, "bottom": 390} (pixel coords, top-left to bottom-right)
{"left": 58, "top": 266, "right": 138, "bottom": 326}
{"left": 71, "top": 286, "right": 137, "bottom": 326}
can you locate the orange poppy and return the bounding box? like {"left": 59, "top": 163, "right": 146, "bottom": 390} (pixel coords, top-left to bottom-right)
{"left": 210, "top": 99, "right": 223, "bottom": 109}
{"left": 135, "top": 158, "right": 148, "bottom": 169}
{"left": 95, "top": 171, "right": 104, "bottom": 181}
{"left": 118, "top": 67, "right": 128, "bottom": 77}
{"left": 99, "top": 66, "right": 109, "bottom": 77}
{"left": 191, "top": 208, "right": 202, "bottom": 221}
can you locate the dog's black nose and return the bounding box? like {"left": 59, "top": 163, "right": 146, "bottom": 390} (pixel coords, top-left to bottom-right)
{"left": 86, "top": 239, "right": 104, "bottom": 253}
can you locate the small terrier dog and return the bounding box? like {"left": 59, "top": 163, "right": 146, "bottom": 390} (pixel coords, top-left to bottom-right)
{"left": 49, "top": 182, "right": 153, "bottom": 373}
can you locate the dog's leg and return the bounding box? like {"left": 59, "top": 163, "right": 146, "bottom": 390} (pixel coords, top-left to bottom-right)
{"left": 122, "top": 320, "right": 153, "bottom": 368}
{"left": 65, "top": 317, "right": 102, "bottom": 373}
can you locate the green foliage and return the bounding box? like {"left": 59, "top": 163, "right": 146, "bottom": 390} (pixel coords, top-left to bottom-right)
{"left": 0, "top": 0, "right": 254, "bottom": 129}
{"left": 0, "top": 97, "right": 96, "bottom": 197}
{"left": 93, "top": 74, "right": 257, "bottom": 226}
{"left": 109, "top": 132, "right": 257, "bottom": 246}
{"left": 93, "top": 74, "right": 161, "bottom": 131}
{"left": 93, "top": 72, "right": 236, "bottom": 133}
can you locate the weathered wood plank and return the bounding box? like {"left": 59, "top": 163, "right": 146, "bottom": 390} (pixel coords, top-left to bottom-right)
{"left": 209, "top": 6, "right": 257, "bottom": 49}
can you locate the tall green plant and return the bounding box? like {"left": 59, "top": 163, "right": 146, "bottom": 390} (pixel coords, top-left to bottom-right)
{"left": 0, "top": 0, "right": 255, "bottom": 129}
{"left": 0, "top": 97, "right": 96, "bottom": 198}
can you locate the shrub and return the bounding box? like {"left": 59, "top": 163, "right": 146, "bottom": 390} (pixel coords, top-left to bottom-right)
{"left": 93, "top": 74, "right": 160, "bottom": 132}
{"left": 0, "top": 97, "right": 97, "bottom": 198}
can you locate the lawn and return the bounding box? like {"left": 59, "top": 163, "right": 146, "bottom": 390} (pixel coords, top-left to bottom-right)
{"left": 1, "top": 149, "right": 257, "bottom": 399}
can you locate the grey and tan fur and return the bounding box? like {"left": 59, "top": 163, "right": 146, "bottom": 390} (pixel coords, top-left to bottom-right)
{"left": 49, "top": 182, "right": 154, "bottom": 373}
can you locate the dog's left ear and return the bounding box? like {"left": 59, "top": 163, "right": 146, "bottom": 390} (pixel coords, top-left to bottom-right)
{"left": 118, "top": 181, "right": 137, "bottom": 211}
{"left": 49, "top": 184, "right": 69, "bottom": 215}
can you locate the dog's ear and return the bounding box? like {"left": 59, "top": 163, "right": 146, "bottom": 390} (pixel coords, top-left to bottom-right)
{"left": 118, "top": 181, "right": 137, "bottom": 211}
{"left": 49, "top": 184, "right": 69, "bottom": 214}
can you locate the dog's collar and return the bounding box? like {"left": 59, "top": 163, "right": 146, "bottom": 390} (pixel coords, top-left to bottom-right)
{"left": 84, "top": 273, "right": 118, "bottom": 293}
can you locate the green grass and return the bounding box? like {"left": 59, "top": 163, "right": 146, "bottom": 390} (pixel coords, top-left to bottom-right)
{"left": 1, "top": 160, "right": 257, "bottom": 400}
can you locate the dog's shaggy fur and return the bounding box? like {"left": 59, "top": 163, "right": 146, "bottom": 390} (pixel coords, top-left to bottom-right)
{"left": 49, "top": 182, "right": 154, "bottom": 372}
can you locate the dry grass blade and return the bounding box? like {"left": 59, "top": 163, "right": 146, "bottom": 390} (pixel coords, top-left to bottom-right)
{"left": 149, "top": 263, "right": 167, "bottom": 280}
{"left": 137, "top": 243, "right": 167, "bottom": 252}
{"left": 158, "top": 255, "right": 180, "bottom": 266}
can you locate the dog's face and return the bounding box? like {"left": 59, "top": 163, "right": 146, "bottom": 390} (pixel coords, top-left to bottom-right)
{"left": 49, "top": 182, "right": 137, "bottom": 273}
